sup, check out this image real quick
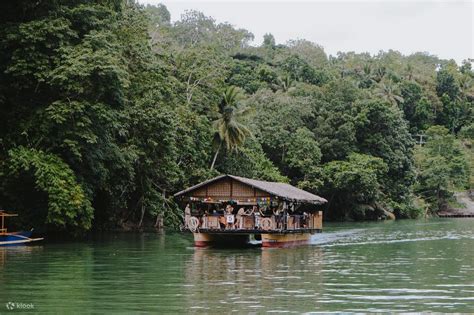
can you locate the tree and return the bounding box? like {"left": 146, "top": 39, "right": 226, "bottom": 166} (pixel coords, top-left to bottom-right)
{"left": 436, "top": 68, "right": 459, "bottom": 100}
{"left": 263, "top": 33, "right": 276, "bottom": 48}
{"left": 280, "top": 54, "right": 328, "bottom": 85}
{"left": 354, "top": 100, "right": 415, "bottom": 203}
{"left": 275, "top": 74, "right": 295, "bottom": 92}
{"left": 285, "top": 128, "right": 321, "bottom": 172}
{"left": 374, "top": 80, "right": 404, "bottom": 106}
{"left": 286, "top": 39, "right": 328, "bottom": 68}
{"left": 311, "top": 80, "right": 359, "bottom": 162}
{"left": 416, "top": 156, "right": 452, "bottom": 211}
{"left": 173, "top": 45, "right": 229, "bottom": 112}
{"left": 400, "top": 80, "right": 437, "bottom": 132}
{"left": 0, "top": 1, "right": 143, "bottom": 231}
{"left": 248, "top": 88, "right": 314, "bottom": 168}
{"left": 218, "top": 138, "right": 287, "bottom": 182}
{"left": 2, "top": 147, "right": 93, "bottom": 233}
{"left": 171, "top": 10, "right": 253, "bottom": 50}
{"left": 210, "top": 86, "right": 252, "bottom": 170}
{"left": 1, "top": 1, "right": 472, "bottom": 231}
{"left": 285, "top": 127, "right": 322, "bottom": 185}
{"left": 321, "top": 153, "right": 388, "bottom": 220}
{"left": 415, "top": 126, "right": 469, "bottom": 211}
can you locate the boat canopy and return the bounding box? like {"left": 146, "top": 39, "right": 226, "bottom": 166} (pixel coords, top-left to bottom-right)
{"left": 174, "top": 174, "right": 327, "bottom": 205}
{"left": 0, "top": 210, "right": 18, "bottom": 235}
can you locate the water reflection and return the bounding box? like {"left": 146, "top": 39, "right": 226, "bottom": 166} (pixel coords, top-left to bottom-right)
{"left": 0, "top": 245, "right": 43, "bottom": 268}
{"left": 0, "top": 246, "right": 44, "bottom": 307}
{"left": 184, "top": 246, "right": 324, "bottom": 312}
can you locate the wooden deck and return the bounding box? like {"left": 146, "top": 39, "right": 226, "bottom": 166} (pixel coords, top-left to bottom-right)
{"left": 193, "top": 228, "right": 323, "bottom": 234}
{"left": 186, "top": 212, "right": 323, "bottom": 233}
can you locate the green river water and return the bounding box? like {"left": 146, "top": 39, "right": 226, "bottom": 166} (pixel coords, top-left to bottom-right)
{"left": 0, "top": 218, "right": 473, "bottom": 313}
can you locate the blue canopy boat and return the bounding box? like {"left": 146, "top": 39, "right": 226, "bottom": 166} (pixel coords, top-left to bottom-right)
{"left": 0, "top": 211, "right": 43, "bottom": 246}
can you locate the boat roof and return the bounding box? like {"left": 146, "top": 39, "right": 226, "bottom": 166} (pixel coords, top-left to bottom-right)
{"left": 0, "top": 210, "right": 18, "bottom": 217}
{"left": 174, "top": 174, "right": 327, "bottom": 204}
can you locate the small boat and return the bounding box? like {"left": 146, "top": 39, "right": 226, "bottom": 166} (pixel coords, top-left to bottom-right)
{"left": 0, "top": 211, "right": 43, "bottom": 246}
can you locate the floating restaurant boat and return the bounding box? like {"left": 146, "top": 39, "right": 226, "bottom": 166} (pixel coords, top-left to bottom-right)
{"left": 0, "top": 211, "right": 43, "bottom": 246}
{"left": 174, "top": 175, "right": 327, "bottom": 248}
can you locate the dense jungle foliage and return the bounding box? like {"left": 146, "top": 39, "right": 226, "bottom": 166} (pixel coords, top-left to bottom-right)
{"left": 0, "top": 1, "right": 472, "bottom": 233}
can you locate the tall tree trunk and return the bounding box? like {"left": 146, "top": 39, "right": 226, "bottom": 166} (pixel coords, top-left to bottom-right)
{"left": 154, "top": 214, "right": 163, "bottom": 229}
{"left": 210, "top": 141, "right": 221, "bottom": 170}
{"left": 155, "top": 190, "right": 166, "bottom": 229}
{"left": 138, "top": 202, "right": 145, "bottom": 228}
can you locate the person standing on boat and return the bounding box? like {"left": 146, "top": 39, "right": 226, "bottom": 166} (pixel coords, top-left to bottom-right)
{"left": 273, "top": 206, "right": 283, "bottom": 229}
{"left": 184, "top": 204, "right": 191, "bottom": 228}
{"left": 202, "top": 208, "right": 210, "bottom": 229}
{"left": 225, "top": 204, "right": 235, "bottom": 229}
{"left": 252, "top": 206, "right": 258, "bottom": 229}
{"left": 236, "top": 207, "right": 246, "bottom": 229}
{"left": 251, "top": 205, "right": 261, "bottom": 229}
{"left": 302, "top": 211, "right": 309, "bottom": 228}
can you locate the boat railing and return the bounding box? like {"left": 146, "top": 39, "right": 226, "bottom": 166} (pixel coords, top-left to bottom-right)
{"left": 185, "top": 212, "right": 322, "bottom": 232}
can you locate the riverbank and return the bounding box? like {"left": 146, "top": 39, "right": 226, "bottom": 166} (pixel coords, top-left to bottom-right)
{"left": 439, "top": 190, "right": 474, "bottom": 217}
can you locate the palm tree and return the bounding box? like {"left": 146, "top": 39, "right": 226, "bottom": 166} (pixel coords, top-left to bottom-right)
{"left": 375, "top": 80, "right": 404, "bottom": 106}
{"left": 210, "top": 86, "right": 252, "bottom": 170}
{"left": 357, "top": 63, "right": 374, "bottom": 88}
{"left": 458, "top": 76, "right": 474, "bottom": 101}
{"left": 363, "top": 63, "right": 372, "bottom": 76}
{"left": 275, "top": 74, "right": 295, "bottom": 92}
{"left": 371, "top": 66, "right": 386, "bottom": 83}
{"left": 404, "top": 63, "right": 415, "bottom": 81}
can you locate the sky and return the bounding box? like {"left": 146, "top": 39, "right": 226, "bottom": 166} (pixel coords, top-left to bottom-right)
{"left": 138, "top": 0, "right": 474, "bottom": 64}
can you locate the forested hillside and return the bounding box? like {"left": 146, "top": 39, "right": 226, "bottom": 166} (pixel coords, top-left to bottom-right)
{"left": 0, "top": 1, "right": 472, "bottom": 233}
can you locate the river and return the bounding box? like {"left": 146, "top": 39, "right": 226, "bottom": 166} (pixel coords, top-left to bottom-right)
{"left": 0, "top": 218, "right": 473, "bottom": 313}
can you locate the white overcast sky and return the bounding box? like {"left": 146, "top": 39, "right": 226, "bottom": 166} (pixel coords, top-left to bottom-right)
{"left": 138, "top": 0, "right": 473, "bottom": 64}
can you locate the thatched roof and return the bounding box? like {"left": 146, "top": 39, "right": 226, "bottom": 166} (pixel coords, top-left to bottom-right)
{"left": 174, "top": 174, "right": 327, "bottom": 204}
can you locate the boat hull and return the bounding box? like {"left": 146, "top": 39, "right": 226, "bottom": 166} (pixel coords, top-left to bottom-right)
{"left": 193, "top": 233, "right": 251, "bottom": 247}
{"left": 0, "top": 231, "right": 42, "bottom": 246}
{"left": 193, "top": 231, "right": 317, "bottom": 248}
{"left": 261, "top": 232, "right": 312, "bottom": 248}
